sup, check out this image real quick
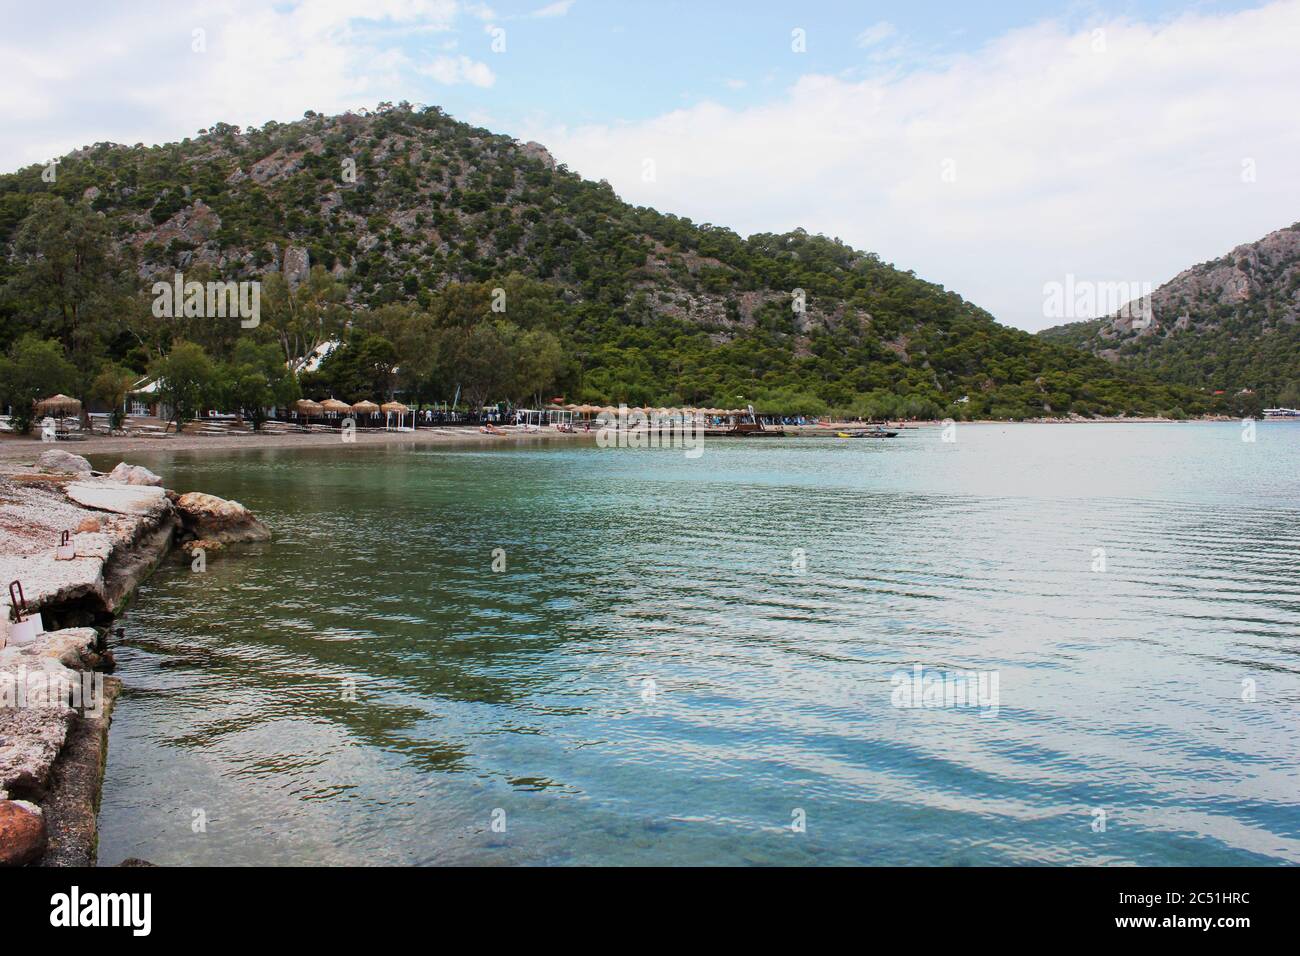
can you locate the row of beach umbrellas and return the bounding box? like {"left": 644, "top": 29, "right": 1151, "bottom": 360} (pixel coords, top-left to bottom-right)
{"left": 552, "top": 404, "right": 744, "bottom": 416}
{"left": 30, "top": 392, "right": 395, "bottom": 421}
{"left": 294, "top": 398, "right": 415, "bottom": 431}
{"left": 294, "top": 399, "right": 407, "bottom": 416}
{"left": 27, "top": 393, "right": 741, "bottom": 422}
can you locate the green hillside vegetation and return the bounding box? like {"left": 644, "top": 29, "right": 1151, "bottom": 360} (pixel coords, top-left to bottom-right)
{"left": 1, "top": 103, "right": 1219, "bottom": 428}
{"left": 1039, "top": 224, "right": 1300, "bottom": 412}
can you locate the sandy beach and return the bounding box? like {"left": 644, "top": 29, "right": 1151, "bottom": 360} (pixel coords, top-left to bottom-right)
{"left": 0, "top": 426, "right": 582, "bottom": 462}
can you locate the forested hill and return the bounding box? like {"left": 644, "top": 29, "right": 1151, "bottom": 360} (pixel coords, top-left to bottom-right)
{"left": 0, "top": 102, "right": 1216, "bottom": 421}
{"left": 1039, "top": 223, "right": 1300, "bottom": 410}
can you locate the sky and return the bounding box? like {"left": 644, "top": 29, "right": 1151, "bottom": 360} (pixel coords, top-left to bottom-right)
{"left": 2, "top": 0, "right": 1298, "bottom": 331}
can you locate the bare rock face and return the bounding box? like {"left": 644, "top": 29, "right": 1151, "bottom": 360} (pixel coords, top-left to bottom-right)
{"left": 0, "top": 800, "right": 47, "bottom": 866}
{"left": 36, "top": 450, "right": 92, "bottom": 476}
{"left": 149, "top": 199, "right": 221, "bottom": 247}
{"left": 107, "top": 462, "right": 163, "bottom": 487}
{"left": 64, "top": 482, "right": 168, "bottom": 517}
{"left": 250, "top": 148, "right": 304, "bottom": 185}
{"left": 521, "top": 141, "right": 557, "bottom": 170}
{"left": 174, "top": 492, "right": 271, "bottom": 544}
{"left": 282, "top": 245, "right": 310, "bottom": 290}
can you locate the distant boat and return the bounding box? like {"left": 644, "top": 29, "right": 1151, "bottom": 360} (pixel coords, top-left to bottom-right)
{"left": 836, "top": 428, "right": 899, "bottom": 439}
{"left": 705, "top": 405, "right": 787, "bottom": 437}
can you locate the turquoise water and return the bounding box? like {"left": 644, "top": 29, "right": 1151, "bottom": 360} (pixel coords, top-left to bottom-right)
{"left": 93, "top": 423, "right": 1300, "bottom": 865}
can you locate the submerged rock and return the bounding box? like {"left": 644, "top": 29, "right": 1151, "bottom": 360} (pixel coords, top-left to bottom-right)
{"left": 0, "top": 800, "right": 47, "bottom": 866}
{"left": 36, "top": 450, "right": 91, "bottom": 476}
{"left": 107, "top": 463, "right": 163, "bottom": 487}
{"left": 181, "top": 538, "right": 224, "bottom": 555}
{"left": 174, "top": 492, "right": 271, "bottom": 544}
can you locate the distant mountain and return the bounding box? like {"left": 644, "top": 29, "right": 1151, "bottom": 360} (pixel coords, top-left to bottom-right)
{"left": 0, "top": 103, "right": 1215, "bottom": 419}
{"left": 1039, "top": 224, "right": 1300, "bottom": 407}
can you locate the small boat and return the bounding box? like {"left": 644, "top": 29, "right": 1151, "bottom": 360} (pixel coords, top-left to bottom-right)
{"left": 705, "top": 405, "right": 787, "bottom": 437}
{"left": 837, "top": 428, "right": 899, "bottom": 439}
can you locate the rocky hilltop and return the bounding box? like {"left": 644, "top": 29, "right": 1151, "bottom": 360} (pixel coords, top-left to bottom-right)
{"left": 1040, "top": 223, "right": 1300, "bottom": 406}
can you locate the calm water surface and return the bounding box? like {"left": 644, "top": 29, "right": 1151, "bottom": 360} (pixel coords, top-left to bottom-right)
{"left": 92, "top": 423, "right": 1300, "bottom": 865}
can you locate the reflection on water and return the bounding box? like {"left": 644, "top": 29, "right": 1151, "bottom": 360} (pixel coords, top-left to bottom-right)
{"left": 94, "top": 423, "right": 1300, "bottom": 865}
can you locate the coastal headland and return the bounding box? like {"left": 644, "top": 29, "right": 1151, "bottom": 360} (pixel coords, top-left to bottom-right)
{"left": 0, "top": 449, "right": 269, "bottom": 866}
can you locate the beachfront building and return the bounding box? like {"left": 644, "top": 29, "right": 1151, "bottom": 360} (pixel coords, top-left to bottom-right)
{"left": 126, "top": 376, "right": 172, "bottom": 422}
{"left": 290, "top": 340, "right": 341, "bottom": 375}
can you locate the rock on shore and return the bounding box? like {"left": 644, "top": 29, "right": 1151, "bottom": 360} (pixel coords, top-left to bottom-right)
{"left": 0, "top": 800, "right": 47, "bottom": 866}
{"left": 107, "top": 462, "right": 163, "bottom": 487}
{"left": 0, "top": 473, "right": 176, "bottom": 644}
{"left": 0, "top": 459, "right": 270, "bottom": 865}
{"left": 65, "top": 482, "right": 168, "bottom": 517}
{"left": 35, "top": 450, "right": 92, "bottom": 476}
{"left": 174, "top": 491, "right": 272, "bottom": 544}
{"left": 0, "top": 628, "right": 101, "bottom": 798}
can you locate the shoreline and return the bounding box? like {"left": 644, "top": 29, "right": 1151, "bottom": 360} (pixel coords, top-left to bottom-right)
{"left": 0, "top": 454, "right": 267, "bottom": 866}
{"left": 0, "top": 415, "right": 1261, "bottom": 462}
{"left": 0, "top": 426, "right": 581, "bottom": 462}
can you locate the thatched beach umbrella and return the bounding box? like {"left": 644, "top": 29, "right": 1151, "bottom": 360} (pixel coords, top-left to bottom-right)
{"left": 381, "top": 401, "right": 409, "bottom": 430}
{"left": 35, "top": 394, "right": 82, "bottom": 417}
{"left": 320, "top": 398, "right": 352, "bottom": 415}
{"left": 294, "top": 399, "right": 323, "bottom": 422}
{"left": 350, "top": 399, "right": 380, "bottom": 430}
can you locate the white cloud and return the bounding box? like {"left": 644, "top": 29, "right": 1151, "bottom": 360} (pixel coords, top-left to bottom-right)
{"left": 523, "top": 2, "right": 1300, "bottom": 331}
{"left": 724, "top": 78, "right": 747, "bottom": 90}
{"left": 418, "top": 54, "right": 496, "bottom": 87}
{"left": 856, "top": 22, "right": 897, "bottom": 48}
{"left": 0, "top": 0, "right": 488, "bottom": 169}
{"left": 531, "top": 1, "right": 575, "bottom": 17}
